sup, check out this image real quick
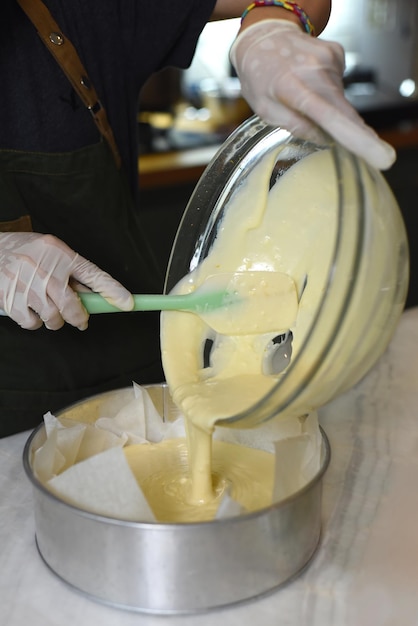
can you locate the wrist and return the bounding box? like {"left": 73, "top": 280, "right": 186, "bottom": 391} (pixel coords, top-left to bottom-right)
{"left": 230, "top": 18, "right": 301, "bottom": 69}
{"left": 240, "top": 1, "right": 315, "bottom": 35}
{"left": 240, "top": 5, "right": 305, "bottom": 34}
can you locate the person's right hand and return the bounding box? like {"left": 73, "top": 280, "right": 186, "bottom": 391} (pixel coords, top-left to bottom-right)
{"left": 230, "top": 19, "right": 396, "bottom": 170}
{"left": 0, "top": 232, "right": 133, "bottom": 330}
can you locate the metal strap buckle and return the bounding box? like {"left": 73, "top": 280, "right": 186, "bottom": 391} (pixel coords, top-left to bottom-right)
{"left": 88, "top": 101, "right": 102, "bottom": 116}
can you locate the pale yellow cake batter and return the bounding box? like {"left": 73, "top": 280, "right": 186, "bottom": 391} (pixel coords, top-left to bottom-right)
{"left": 159, "top": 147, "right": 337, "bottom": 509}
{"left": 124, "top": 438, "right": 274, "bottom": 522}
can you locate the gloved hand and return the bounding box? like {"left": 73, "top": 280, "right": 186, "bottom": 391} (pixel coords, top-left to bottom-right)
{"left": 230, "top": 20, "right": 396, "bottom": 170}
{"left": 0, "top": 232, "right": 134, "bottom": 331}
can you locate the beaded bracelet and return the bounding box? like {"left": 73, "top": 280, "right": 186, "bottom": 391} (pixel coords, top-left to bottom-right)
{"left": 241, "top": 1, "right": 315, "bottom": 36}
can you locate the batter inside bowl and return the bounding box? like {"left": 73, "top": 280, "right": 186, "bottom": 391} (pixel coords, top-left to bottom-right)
{"left": 160, "top": 147, "right": 336, "bottom": 508}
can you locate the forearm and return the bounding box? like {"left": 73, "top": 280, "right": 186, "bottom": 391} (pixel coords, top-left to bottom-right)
{"left": 212, "top": 0, "right": 331, "bottom": 36}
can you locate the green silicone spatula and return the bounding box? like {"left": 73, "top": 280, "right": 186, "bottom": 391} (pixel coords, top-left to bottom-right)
{"left": 78, "top": 271, "right": 299, "bottom": 335}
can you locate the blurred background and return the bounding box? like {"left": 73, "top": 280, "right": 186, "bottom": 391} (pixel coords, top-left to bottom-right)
{"left": 138, "top": 0, "right": 418, "bottom": 308}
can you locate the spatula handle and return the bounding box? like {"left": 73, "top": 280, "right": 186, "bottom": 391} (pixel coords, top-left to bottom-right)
{"left": 0, "top": 291, "right": 213, "bottom": 316}
{"left": 78, "top": 292, "right": 196, "bottom": 313}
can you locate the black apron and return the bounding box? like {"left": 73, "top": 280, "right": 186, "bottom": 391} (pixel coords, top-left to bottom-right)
{"left": 0, "top": 2, "right": 165, "bottom": 437}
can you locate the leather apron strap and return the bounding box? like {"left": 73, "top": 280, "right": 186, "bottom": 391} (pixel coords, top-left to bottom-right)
{"left": 16, "top": 0, "right": 122, "bottom": 169}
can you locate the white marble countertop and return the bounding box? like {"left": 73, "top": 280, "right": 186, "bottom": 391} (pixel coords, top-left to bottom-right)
{"left": 1, "top": 308, "right": 418, "bottom": 626}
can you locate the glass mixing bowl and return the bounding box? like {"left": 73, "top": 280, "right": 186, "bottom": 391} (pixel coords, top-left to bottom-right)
{"left": 164, "top": 116, "right": 409, "bottom": 427}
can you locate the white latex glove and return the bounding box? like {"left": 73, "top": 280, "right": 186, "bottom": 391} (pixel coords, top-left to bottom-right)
{"left": 230, "top": 20, "right": 396, "bottom": 170}
{"left": 0, "top": 232, "right": 134, "bottom": 331}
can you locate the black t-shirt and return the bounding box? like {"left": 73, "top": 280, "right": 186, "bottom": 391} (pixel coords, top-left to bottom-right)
{"left": 0, "top": 0, "right": 216, "bottom": 199}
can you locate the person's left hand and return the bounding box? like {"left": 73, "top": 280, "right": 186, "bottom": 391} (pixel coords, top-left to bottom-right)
{"left": 230, "top": 19, "right": 396, "bottom": 170}
{"left": 0, "top": 232, "right": 133, "bottom": 330}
